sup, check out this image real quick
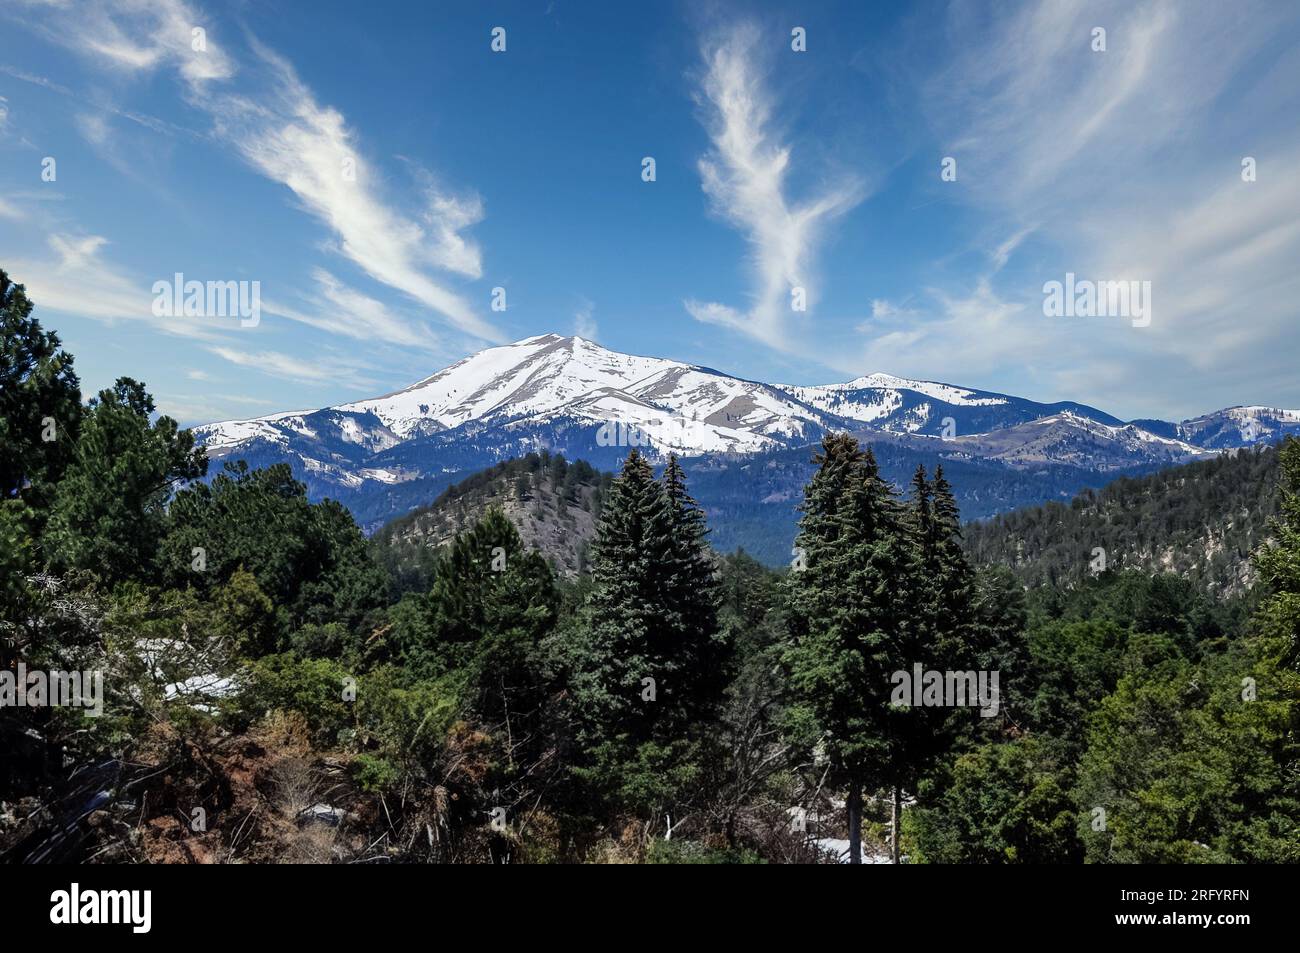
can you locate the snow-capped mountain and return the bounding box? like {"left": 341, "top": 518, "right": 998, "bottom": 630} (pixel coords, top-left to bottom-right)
{"left": 193, "top": 333, "right": 1300, "bottom": 537}
{"left": 202, "top": 334, "right": 848, "bottom": 458}
{"left": 781, "top": 373, "right": 1126, "bottom": 437}
{"left": 1131, "top": 406, "right": 1300, "bottom": 450}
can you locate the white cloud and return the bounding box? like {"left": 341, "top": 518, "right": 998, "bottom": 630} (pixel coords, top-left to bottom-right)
{"left": 206, "top": 344, "right": 374, "bottom": 388}
{"left": 10, "top": 0, "right": 234, "bottom": 87}
{"left": 573, "top": 298, "right": 597, "bottom": 340}
{"left": 686, "top": 22, "right": 865, "bottom": 351}
{"left": 264, "top": 268, "right": 442, "bottom": 352}
{"left": 8, "top": 0, "right": 500, "bottom": 343}
{"left": 864, "top": 0, "right": 1300, "bottom": 418}
{"left": 74, "top": 111, "right": 111, "bottom": 147}
{"left": 853, "top": 278, "right": 1037, "bottom": 384}
{"left": 201, "top": 41, "right": 499, "bottom": 341}
{"left": 8, "top": 232, "right": 216, "bottom": 339}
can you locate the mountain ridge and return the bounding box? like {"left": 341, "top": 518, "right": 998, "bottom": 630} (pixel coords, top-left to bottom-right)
{"left": 193, "top": 334, "right": 1300, "bottom": 544}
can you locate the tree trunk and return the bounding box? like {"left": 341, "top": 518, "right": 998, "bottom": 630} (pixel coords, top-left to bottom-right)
{"left": 891, "top": 786, "right": 901, "bottom": 865}
{"left": 847, "top": 780, "right": 862, "bottom": 865}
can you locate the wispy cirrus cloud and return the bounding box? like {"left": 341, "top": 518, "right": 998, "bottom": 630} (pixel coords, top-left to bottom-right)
{"left": 573, "top": 297, "right": 597, "bottom": 340}
{"left": 7, "top": 230, "right": 218, "bottom": 339}
{"left": 7, "top": 0, "right": 500, "bottom": 344}
{"left": 7, "top": 0, "right": 234, "bottom": 85}
{"left": 685, "top": 22, "right": 865, "bottom": 352}
{"left": 264, "top": 268, "right": 443, "bottom": 353}
{"left": 206, "top": 344, "right": 375, "bottom": 389}
{"left": 852, "top": 0, "right": 1300, "bottom": 418}
{"left": 201, "top": 41, "right": 499, "bottom": 341}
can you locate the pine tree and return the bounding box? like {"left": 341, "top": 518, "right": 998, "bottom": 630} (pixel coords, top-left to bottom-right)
{"left": 0, "top": 270, "right": 82, "bottom": 513}
{"left": 573, "top": 449, "right": 677, "bottom": 747}
{"left": 880, "top": 464, "right": 985, "bottom": 860}
{"left": 45, "top": 378, "right": 206, "bottom": 583}
{"left": 1255, "top": 437, "right": 1300, "bottom": 668}
{"left": 786, "top": 434, "right": 909, "bottom": 863}
{"left": 661, "top": 453, "right": 727, "bottom": 720}
{"left": 570, "top": 450, "right": 724, "bottom": 817}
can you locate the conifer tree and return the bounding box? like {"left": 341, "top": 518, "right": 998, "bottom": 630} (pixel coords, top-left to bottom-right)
{"left": 880, "top": 464, "right": 985, "bottom": 860}
{"left": 0, "top": 271, "right": 82, "bottom": 512}
{"left": 428, "top": 507, "right": 558, "bottom": 722}
{"left": 1255, "top": 437, "right": 1300, "bottom": 668}
{"left": 570, "top": 450, "right": 724, "bottom": 816}
{"left": 661, "top": 453, "right": 727, "bottom": 719}
{"left": 573, "top": 449, "right": 678, "bottom": 748}
{"left": 45, "top": 378, "right": 206, "bottom": 582}
{"left": 786, "top": 434, "right": 909, "bottom": 863}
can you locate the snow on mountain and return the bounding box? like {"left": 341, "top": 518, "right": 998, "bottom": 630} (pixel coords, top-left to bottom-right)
{"left": 1174, "top": 406, "right": 1300, "bottom": 449}
{"left": 949, "top": 410, "right": 1207, "bottom": 470}
{"left": 335, "top": 334, "right": 674, "bottom": 436}
{"left": 781, "top": 372, "right": 1121, "bottom": 437}
{"left": 198, "top": 334, "right": 847, "bottom": 461}
{"left": 192, "top": 333, "right": 1285, "bottom": 534}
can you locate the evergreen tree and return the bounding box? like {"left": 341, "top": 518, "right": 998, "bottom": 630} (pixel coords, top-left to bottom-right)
{"left": 44, "top": 378, "right": 206, "bottom": 583}
{"left": 0, "top": 270, "right": 81, "bottom": 515}
{"left": 573, "top": 449, "right": 677, "bottom": 747}
{"left": 1254, "top": 437, "right": 1300, "bottom": 668}
{"left": 159, "top": 461, "right": 386, "bottom": 645}
{"left": 569, "top": 449, "right": 722, "bottom": 817}
{"left": 421, "top": 506, "right": 558, "bottom": 710}
{"left": 661, "top": 453, "right": 728, "bottom": 720}
{"left": 888, "top": 465, "right": 985, "bottom": 796}
{"left": 785, "top": 435, "right": 909, "bottom": 863}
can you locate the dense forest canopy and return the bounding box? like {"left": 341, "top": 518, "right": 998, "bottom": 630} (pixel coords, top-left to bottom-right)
{"left": 2, "top": 269, "right": 1297, "bottom": 864}
{"left": 965, "top": 445, "right": 1282, "bottom": 596}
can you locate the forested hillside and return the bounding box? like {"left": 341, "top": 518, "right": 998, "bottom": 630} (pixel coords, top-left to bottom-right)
{"left": 3, "top": 271, "right": 1297, "bottom": 865}
{"left": 964, "top": 446, "right": 1282, "bottom": 595}
{"left": 371, "top": 453, "right": 612, "bottom": 592}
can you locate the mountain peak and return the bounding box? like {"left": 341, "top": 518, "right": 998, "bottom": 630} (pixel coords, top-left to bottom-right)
{"left": 194, "top": 335, "right": 1298, "bottom": 507}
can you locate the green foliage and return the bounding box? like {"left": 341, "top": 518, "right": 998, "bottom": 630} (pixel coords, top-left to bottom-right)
{"left": 44, "top": 378, "right": 206, "bottom": 582}
{"left": 159, "top": 461, "right": 387, "bottom": 646}
{"left": 569, "top": 450, "right": 726, "bottom": 791}
{"left": 390, "top": 507, "right": 558, "bottom": 712}
{"left": 1075, "top": 646, "right": 1299, "bottom": 863}
{"left": 965, "top": 444, "right": 1282, "bottom": 595}
{"left": 354, "top": 665, "right": 460, "bottom": 785}
{"left": 0, "top": 270, "right": 81, "bottom": 514}
{"left": 1253, "top": 437, "right": 1300, "bottom": 667}
{"left": 240, "top": 653, "right": 356, "bottom": 747}
{"left": 7, "top": 270, "right": 1298, "bottom": 864}
{"left": 910, "top": 737, "right": 1082, "bottom": 863}
{"left": 646, "top": 839, "right": 764, "bottom": 864}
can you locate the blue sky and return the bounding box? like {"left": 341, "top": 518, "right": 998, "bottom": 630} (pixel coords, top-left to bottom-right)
{"left": 2, "top": 0, "right": 1298, "bottom": 426}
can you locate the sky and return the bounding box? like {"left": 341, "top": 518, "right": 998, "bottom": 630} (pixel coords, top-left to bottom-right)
{"left": 1, "top": 0, "right": 1298, "bottom": 427}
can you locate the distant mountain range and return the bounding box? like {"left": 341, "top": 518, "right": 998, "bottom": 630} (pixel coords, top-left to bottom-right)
{"left": 195, "top": 334, "right": 1300, "bottom": 561}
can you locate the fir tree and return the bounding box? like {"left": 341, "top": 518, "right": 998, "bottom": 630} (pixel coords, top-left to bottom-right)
{"left": 0, "top": 270, "right": 82, "bottom": 513}
{"left": 661, "top": 453, "right": 727, "bottom": 720}
{"left": 570, "top": 450, "right": 724, "bottom": 818}
{"left": 786, "top": 434, "right": 909, "bottom": 863}
{"left": 573, "top": 449, "right": 677, "bottom": 748}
